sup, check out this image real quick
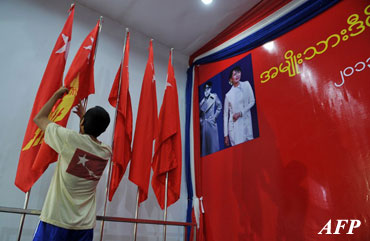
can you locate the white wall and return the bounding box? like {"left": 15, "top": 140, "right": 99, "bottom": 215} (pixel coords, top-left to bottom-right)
{"left": 0, "top": 0, "right": 190, "bottom": 240}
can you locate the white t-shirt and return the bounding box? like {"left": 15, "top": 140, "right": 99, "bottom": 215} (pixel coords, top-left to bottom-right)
{"left": 40, "top": 123, "right": 112, "bottom": 230}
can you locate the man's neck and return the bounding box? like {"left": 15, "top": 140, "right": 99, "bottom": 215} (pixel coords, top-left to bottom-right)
{"left": 89, "top": 135, "right": 101, "bottom": 144}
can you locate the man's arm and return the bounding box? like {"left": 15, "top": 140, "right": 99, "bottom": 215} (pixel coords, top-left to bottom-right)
{"left": 33, "top": 87, "right": 69, "bottom": 131}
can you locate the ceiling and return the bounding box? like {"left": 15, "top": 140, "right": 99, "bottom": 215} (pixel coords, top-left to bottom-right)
{"left": 76, "top": 0, "right": 261, "bottom": 55}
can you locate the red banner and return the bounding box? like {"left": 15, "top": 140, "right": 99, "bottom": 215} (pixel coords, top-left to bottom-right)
{"left": 196, "top": 1, "right": 370, "bottom": 240}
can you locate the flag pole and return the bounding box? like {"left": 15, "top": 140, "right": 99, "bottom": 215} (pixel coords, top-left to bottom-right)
{"left": 163, "top": 172, "right": 169, "bottom": 241}
{"left": 16, "top": 190, "right": 31, "bottom": 241}
{"left": 95, "top": 16, "right": 103, "bottom": 62}
{"left": 133, "top": 189, "right": 140, "bottom": 241}
{"left": 162, "top": 47, "right": 174, "bottom": 241}
{"left": 99, "top": 28, "right": 129, "bottom": 241}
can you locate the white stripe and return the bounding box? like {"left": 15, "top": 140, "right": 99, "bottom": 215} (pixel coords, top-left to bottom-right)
{"left": 189, "top": 67, "right": 202, "bottom": 228}
{"left": 193, "top": 0, "right": 308, "bottom": 63}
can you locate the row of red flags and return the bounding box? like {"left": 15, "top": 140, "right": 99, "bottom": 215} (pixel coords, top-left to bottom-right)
{"left": 15, "top": 5, "right": 182, "bottom": 209}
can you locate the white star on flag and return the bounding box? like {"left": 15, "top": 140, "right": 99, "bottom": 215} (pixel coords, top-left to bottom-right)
{"left": 165, "top": 81, "right": 172, "bottom": 89}
{"left": 83, "top": 37, "right": 94, "bottom": 60}
{"left": 55, "top": 34, "right": 70, "bottom": 60}
{"left": 77, "top": 154, "right": 89, "bottom": 166}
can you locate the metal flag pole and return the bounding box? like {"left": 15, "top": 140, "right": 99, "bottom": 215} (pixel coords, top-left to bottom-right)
{"left": 16, "top": 190, "right": 31, "bottom": 241}
{"left": 96, "top": 16, "right": 103, "bottom": 59}
{"left": 92, "top": 15, "right": 103, "bottom": 86}
{"left": 133, "top": 189, "right": 140, "bottom": 241}
{"left": 162, "top": 47, "right": 174, "bottom": 241}
{"left": 99, "top": 28, "right": 129, "bottom": 241}
{"left": 163, "top": 172, "right": 169, "bottom": 241}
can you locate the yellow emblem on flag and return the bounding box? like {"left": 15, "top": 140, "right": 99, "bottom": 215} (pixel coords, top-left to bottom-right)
{"left": 22, "top": 75, "right": 80, "bottom": 151}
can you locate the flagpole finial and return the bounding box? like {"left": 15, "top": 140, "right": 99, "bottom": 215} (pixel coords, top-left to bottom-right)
{"left": 170, "top": 49, "right": 174, "bottom": 65}
{"left": 69, "top": 3, "right": 75, "bottom": 12}
{"left": 125, "top": 27, "right": 129, "bottom": 32}
{"left": 98, "top": 16, "right": 104, "bottom": 33}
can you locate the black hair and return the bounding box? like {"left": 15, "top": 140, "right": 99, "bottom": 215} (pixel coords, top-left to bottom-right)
{"left": 228, "top": 66, "right": 242, "bottom": 79}
{"left": 83, "top": 106, "right": 110, "bottom": 138}
{"left": 204, "top": 81, "right": 212, "bottom": 89}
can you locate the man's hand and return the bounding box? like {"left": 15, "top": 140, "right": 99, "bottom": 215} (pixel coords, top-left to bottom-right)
{"left": 73, "top": 99, "right": 87, "bottom": 120}
{"left": 232, "top": 112, "right": 242, "bottom": 122}
{"left": 224, "top": 136, "right": 230, "bottom": 147}
{"left": 54, "top": 87, "right": 69, "bottom": 99}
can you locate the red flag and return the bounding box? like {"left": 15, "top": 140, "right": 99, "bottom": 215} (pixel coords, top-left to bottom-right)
{"left": 31, "top": 20, "right": 101, "bottom": 177}
{"left": 152, "top": 51, "right": 182, "bottom": 209}
{"left": 108, "top": 32, "right": 133, "bottom": 201}
{"left": 15, "top": 5, "right": 75, "bottom": 192}
{"left": 129, "top": 40, "right": 158, "bottom": 204}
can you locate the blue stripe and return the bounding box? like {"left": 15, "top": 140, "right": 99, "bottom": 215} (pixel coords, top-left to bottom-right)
{"left": 193, "top": 0, "right": 340, "bottom": 65}
{"left": 185, "top": 67, "right": 194, "bottom": 241}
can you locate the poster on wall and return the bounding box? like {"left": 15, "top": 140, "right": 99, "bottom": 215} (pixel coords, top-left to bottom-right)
{"left": 198, "top": 55, "right": 259, "bottom": 157}
{"left": 189, "top": 0, "right": 370, "bottom": 240}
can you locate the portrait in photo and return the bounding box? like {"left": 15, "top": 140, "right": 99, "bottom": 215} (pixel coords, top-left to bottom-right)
{"left": 199, "top": 81, "right": 223, "bottom": 156}
{"left": 198, "top": 54, "right": 259, "bottom": 157}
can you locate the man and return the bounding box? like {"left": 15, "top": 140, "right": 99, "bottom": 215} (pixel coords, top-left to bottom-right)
{"left": 224, "top": 66, "right": 255, "bottom": 147}
{"left": 200, "top": 81, "right": 222, "bottom": 156}
{"left": 32, "top": 87, "right": 112, "bottom": 241}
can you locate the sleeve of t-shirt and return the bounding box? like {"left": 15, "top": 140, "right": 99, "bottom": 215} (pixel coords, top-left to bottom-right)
{"left": 44, "top": 123, "right": 71, "bottom": 154}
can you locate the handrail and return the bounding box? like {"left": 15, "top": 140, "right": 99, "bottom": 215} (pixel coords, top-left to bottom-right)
{"left": 0, "top": 206, "right": 195, "bottom": 227}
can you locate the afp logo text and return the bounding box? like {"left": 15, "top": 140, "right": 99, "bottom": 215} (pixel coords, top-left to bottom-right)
{"left": 318, "top": 219, "right": 361, "bottom": 235}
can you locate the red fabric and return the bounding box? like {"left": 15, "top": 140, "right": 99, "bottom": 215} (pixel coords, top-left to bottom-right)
{"left": 63, "top": 20, "right": 99, "bottom": 103}
{"left": 14, "top": 6, "right": 75, "bottom": 192}
{"left": 152, "top": 51, "right": 182, "bottom": 209}
{"left": 108, "top": 32, "right": 133, "bottom": 201}
{"left": 196, "top": 202, "right": 205, "bottom": 241}
{"left": 189, "top": 204, "right": 205, "bottom": 241}
{"left": 189, "top": 0, "right": 292, "bottom": 65}
{"left": 31, "top": 20, "right": 101, "bottom": 176}
{"left": 195, "top": 1, "right": 370, "bottom": 240}
{"left": 129, "top": 40, "right": 158, "bottom": 204}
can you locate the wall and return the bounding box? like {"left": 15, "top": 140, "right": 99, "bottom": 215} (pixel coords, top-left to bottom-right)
{"left": 0, "top": 0, "right": 189, "bottom": 240}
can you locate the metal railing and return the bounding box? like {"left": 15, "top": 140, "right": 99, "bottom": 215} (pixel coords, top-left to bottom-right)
{"left": 0, "top": 206, "right": 196, "bottom": 240}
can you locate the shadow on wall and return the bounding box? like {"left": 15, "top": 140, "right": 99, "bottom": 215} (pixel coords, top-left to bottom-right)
{"left": 231, "top": 111, "right": 309, "bottom": 241}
